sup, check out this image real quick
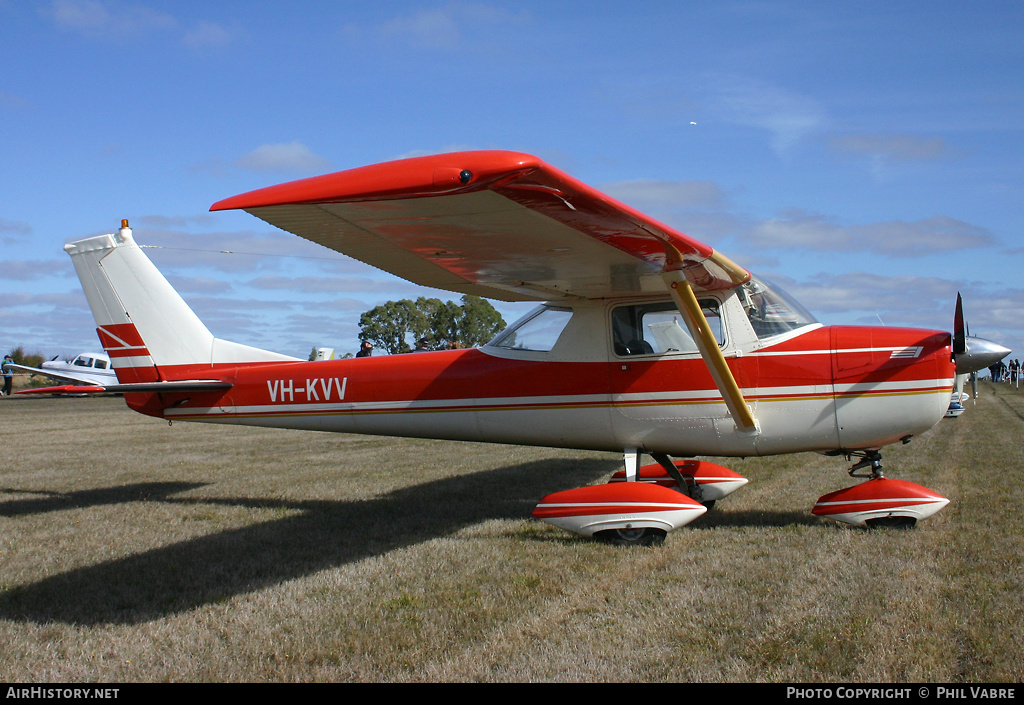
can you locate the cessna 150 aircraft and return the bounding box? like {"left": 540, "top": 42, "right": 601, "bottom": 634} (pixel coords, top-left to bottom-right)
{"left": 10, "top": 351, "right": 117, "bottom": 394}
{"left": 62, "top": 151, "right": 1009, "bottom": 544}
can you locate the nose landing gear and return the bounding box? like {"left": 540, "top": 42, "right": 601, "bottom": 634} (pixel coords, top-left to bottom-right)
{"left": 813, "top": 450, "right": 949, "bottom": 529}
{"left": 847, "top": 450, "right": 884, "bottom": 479}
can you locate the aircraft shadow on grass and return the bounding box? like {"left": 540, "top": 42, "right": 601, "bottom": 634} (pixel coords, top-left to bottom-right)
{"left": 0, "top": 482, "right": 207, "bottom": 517}
{"left": 0, "top": 460, "right": 813, "bottom": 626}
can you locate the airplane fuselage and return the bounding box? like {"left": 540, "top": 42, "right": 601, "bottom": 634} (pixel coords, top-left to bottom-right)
{"left": 121, "top": 293, "right": 955, "bottom": 459}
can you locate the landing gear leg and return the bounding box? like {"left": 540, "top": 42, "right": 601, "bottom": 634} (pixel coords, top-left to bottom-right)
{"left": 847, "top": 450, "right": 884, "bottom": 479}
{"left": 651, "top": 452, "right": 709, "bottom": 508}
{"left": 623, "top": 447, "right": 639, "bottom": 482}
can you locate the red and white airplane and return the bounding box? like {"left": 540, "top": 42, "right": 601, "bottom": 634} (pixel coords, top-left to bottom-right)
{"left": 63, "top": 151, "right": 1008, "bottom": 544}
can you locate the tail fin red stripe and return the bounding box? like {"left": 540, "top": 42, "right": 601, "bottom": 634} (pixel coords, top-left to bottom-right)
{"left": 97, "top": 324, "right": 150, "bottom": 355}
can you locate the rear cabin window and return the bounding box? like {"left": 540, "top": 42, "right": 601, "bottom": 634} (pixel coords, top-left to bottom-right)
{"left": 611, "top": 300, "right": 723, "bottom": 356}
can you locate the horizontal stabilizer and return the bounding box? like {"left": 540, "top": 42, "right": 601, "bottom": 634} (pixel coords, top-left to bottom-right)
{"left": 16, "top": 384, "right": 107, "bottom": 395}
{"left": 103, "top": 380, "right": 233, "bottom": 393}
{"left": 16, "top": 380, "right": 232, "bottom": 396}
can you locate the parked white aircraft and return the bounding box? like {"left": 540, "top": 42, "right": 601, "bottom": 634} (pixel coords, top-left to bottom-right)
{"left": 12, "top": 352, "right": 118, "bottom": 393}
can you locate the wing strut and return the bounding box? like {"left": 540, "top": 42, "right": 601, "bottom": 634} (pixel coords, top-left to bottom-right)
{"left": 661, "top": 267, "right": 759, "bottom": 434}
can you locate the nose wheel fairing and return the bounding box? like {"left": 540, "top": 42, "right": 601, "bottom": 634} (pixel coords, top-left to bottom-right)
{"left": 812, "top": 477, "right": 949, "bottom": 528}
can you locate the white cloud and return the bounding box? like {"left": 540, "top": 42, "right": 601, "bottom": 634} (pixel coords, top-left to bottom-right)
{"left": 601, "top": 179, "right": 727, "bottom": 210}
{"left": 44, "top": 0, "right": 177, "bottom": 37}
{"left": 705, "top": 74, "right": 826, "bottom": 155}
{"left": 42, "top": 1, "right": 234, "bottom": 48}
{"left": 234, "top": 141, "right": 333, "bottom": 174}
{"left": 784, "top": 272, "right": 956, "bottom": 315}
{"left": 854, "top": 216, "right": 995, "bottom": 255}
{"left": 378, "top": 7, "right": 463, "bottom": 49}
{"left": 344, "top": 2, "right": 529, "bottom": 51}
{"left": 829, "top": 133, "right": 950, "bottom": 162}
{"left": 182, "top": 20, "right": 235, "bottom": 49}
{"left": 0, "top": 91, "right": 30, "bottom": 110}
{"left": 746, "top": 211, "right": 846, "bottom": 250}
{"left": 0, "top": 259, "right": 74, "bottom": 281}
{"left": 1, "top": 218, "right": 33, "bottom": 243}
{"left": 741, "top": 211, "right": 995, "bottom": 256}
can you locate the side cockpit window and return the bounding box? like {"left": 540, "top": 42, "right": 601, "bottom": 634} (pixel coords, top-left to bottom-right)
{"left": 489, "top": 306, "right": 573, "bottom": 352}
{"left": 611, "top": 300, "right": 722, "bottom": 356}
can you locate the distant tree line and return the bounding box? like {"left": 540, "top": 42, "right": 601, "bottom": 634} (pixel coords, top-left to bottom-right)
{"left": 5, "top": 346, "right": 55, "bottom": 391}
{"left": 358, "top": 295, "right": 506, "bottom": 354}
{"left": 7, "top": 346, "right": 46, "bottom": 369}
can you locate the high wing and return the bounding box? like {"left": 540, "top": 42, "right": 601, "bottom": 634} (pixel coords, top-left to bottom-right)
{"left": 210, "top": 151, "right": 749, "bottom": 301}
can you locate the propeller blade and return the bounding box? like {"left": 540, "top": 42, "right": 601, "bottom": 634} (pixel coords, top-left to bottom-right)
{"left": 953, "top": 293, "right": 966, "bottom": 356}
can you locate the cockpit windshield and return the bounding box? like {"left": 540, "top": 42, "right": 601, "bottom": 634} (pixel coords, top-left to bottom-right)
{"left": 738, "top": 276, "right": 817, "bottom": 340}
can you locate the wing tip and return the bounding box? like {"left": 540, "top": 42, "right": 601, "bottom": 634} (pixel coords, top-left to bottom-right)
{"left": 210, "top": 150, "right": 542, "bottom": 212}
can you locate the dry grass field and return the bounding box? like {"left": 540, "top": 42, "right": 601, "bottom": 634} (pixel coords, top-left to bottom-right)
{"left": 1, "top": 383, "right": 1022, "bottom": 683}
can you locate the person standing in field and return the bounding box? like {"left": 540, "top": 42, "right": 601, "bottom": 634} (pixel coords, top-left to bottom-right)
{"left": 2, "top": 355, "right": 13, "bottom": 396}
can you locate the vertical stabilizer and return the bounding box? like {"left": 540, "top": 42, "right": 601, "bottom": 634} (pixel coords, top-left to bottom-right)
{"left": 65, "top": 221, "right": 297, "bottom": 383}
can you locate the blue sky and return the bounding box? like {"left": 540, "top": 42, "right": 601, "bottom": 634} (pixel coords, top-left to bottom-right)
{"left": 2, "top": 1, "right": 1022, "bottom": 361}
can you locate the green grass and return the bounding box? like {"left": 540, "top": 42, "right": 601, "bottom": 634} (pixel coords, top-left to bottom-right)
{"left": 0, "top": 384, "right": 1022, "bottom": 682}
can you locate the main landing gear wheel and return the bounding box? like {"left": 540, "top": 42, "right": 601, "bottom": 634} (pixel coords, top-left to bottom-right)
{"left": 865, "top": 516, "right": 917, "bottom": 530}
{"left": 595, "top": 527, "right": 667, "bottom": 546}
